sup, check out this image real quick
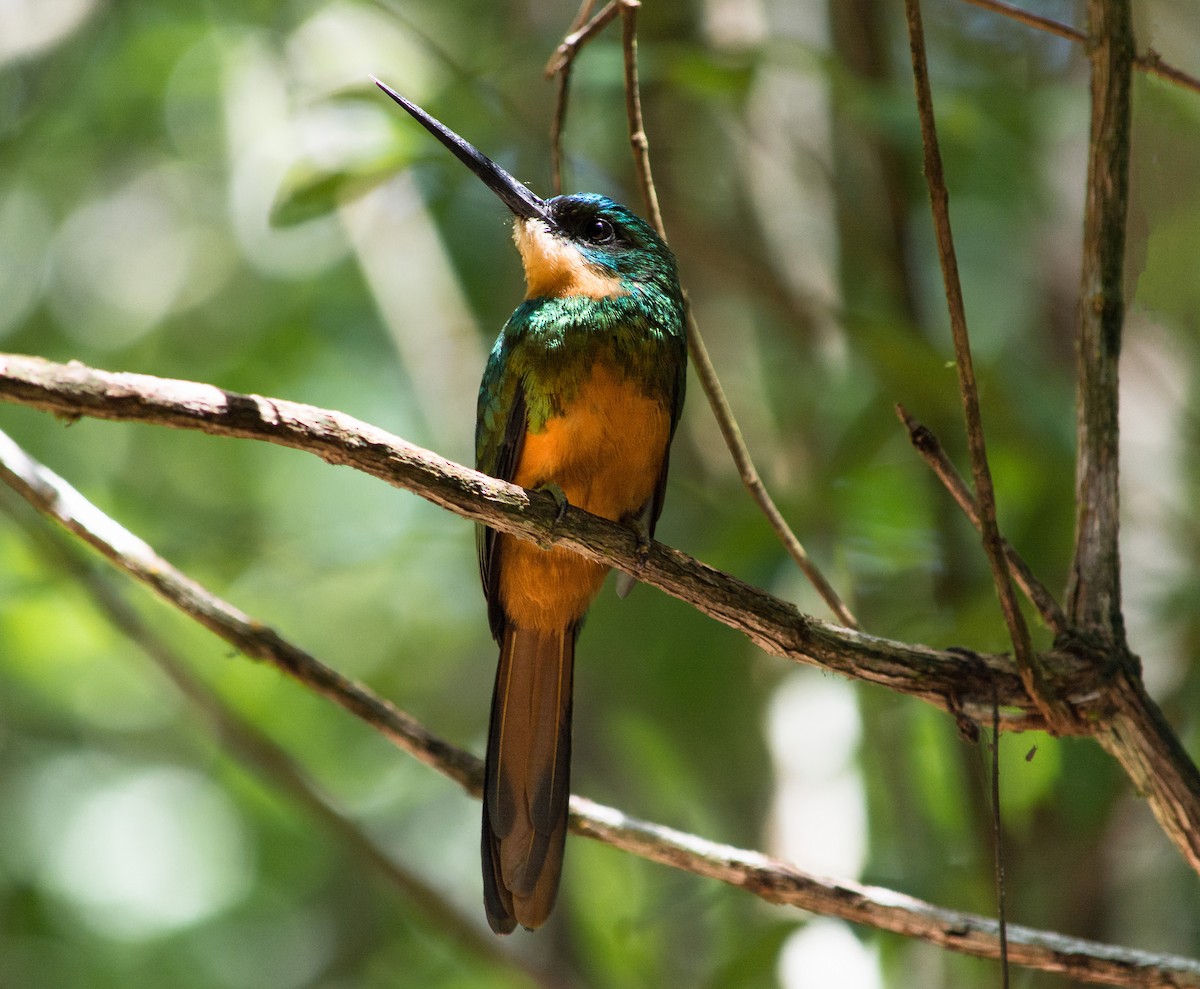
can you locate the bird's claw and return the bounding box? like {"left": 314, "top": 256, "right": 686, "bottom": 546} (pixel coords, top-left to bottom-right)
{"left": 535, "top": 483, "right": 570, "bottom": 548}
{"left": 632, "top": 525, "right": 652, "bottom": 571}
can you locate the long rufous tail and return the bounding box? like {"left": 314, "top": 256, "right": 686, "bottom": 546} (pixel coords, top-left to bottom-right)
{"left": 482, "top": 623, "right": 574, "bottom": 933}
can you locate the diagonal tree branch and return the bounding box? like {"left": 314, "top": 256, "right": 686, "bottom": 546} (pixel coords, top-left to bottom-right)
{"left": 0, "top": 353, "right": 1085, "bottom": 726}
{"left": 2, "top": 426, "right": 1198, "bottom": 989}
{"left": 896, "top": 403, "right": 1068, "bottom": 636}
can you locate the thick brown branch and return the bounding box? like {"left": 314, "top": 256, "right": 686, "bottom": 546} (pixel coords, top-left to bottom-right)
{"left": 3, "top": 428, "right": 1198, "bottom": 988}
{"left": 0, "top": 354, "right": 1075, "bottom": 725}
{"left": 0, "top": 354, "right": 1094, "bottom": 726}
{"left": 1066, "top": 0, "right": 1132, "bottom": 642}
{"left": 576, "top": 797, "right": 1200, "bottom": 988}
{"left": 1099, "top": 669, "right": 1200, "bottom": 873}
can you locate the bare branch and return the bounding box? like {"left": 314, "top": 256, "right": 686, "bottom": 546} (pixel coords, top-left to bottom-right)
{"left": 576, "top": 797, "right": 1200, "bottom": 988}
{"left": 1066, "top": 0, "right": 1133, "bottom": 642}
{"left": 617, "top": 0, "right": 666, "bottom": 238}
{"left": 0, "top": 353, "right": 1091, "bottom": 727}
{"left": 1100, "top": 669, "right": 1200, "bottom": 874}
{"left": 959, "top": 0, "right": 1085, "bottom": 44}
{"left": 3, "top": 427, "right": 1199, "bottom": 988}
{"left": 545, "top": 0, "right": 604, "bottom": 193}
{"left": 544, "top": 0, "right": 616, "bottom": 78}
{"left": 896, "top": 403, "right": 1067, "bottom": 635}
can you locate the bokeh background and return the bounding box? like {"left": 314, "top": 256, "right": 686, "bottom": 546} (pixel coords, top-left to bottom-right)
{"left": 1, "top": 0, "right": 1198, "bottom": 986}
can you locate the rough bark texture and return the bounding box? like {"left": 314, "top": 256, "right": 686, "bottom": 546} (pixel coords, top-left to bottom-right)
{"left": 1066, "top": 0, "right": 1133, "bottom": 643}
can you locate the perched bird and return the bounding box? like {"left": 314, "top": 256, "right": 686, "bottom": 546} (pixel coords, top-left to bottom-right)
{"left": 373, "top": 78, "right": 687, "bottom": 934}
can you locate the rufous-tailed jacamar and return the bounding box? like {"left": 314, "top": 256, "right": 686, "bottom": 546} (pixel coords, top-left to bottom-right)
{"left": 373, "top": 78, "right": 687, "bottom": 934}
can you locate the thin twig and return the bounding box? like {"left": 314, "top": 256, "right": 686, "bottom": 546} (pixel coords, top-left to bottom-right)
{"left": 959, "top": 0, "right": 1085, "bottom": 43}
{"left": 2, "top": 433, "right": 1198, "bottom": 988}
{"left": 1136, "top": 48, "right": 1200, "bottom": 96}
{"left": 992, "top": 690, "right": 1010, "bottom": 989}
{"left": 688, "top": 303, "right": 859, "bottom": 629}
{"left": 547, "top": 0, "right": 602, "bottom": 193}
{"left": 895, "top": 403, "right": 1067, "bottom": 635}
{"left": 544, "top": 0, "right": 618, "bottom": 78}
{"left": 618, "top": 0, "right": 666, "bottom": 239}
{"left": 549, "top": 66, "right": 571, "bottom": 195}
{"left": 903, "top": 0, "right": 1074, "bottom": 731}
{"left": 957, "top": 0, "right": 1200, "bottom": 96}
{"left": 604, "top": 0, "right": 859, "bottom": 627}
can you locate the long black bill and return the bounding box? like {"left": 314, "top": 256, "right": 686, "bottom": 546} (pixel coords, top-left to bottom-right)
{"left": 371, "top": 76, "right": 552, "bottom": 225}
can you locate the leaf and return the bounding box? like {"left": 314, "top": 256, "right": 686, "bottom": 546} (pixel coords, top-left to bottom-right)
{"left": 269, "top": 150, "right": 415, "bottom": 228}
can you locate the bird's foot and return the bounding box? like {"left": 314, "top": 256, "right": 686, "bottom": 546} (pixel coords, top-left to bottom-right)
{"left": 615, "top": 517, "right": 653, "bottom": 599}
{"left": 534, "top": 483, "right": 569, "bottom": 548}
{"left": 631, "top": 519, "right": 652, "bottom": 570}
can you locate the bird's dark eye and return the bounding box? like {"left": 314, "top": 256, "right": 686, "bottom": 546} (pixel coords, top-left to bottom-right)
{"left": 584, "top": 217, "right": 615, "bottom": 244}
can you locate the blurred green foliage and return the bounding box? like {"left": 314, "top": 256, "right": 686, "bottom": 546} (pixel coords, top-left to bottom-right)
{"left": 1, "top": 0, "right": 1199, "bottom": 986}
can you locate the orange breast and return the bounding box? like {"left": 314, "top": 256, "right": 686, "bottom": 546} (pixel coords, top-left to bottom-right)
{"left": 499, "top": 363, "right": 672, "bottom": 629}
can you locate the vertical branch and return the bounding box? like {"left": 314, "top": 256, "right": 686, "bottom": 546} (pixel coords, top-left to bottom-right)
{"left": 618, "top": 0, "right": 666, "bottom": 236}
{"left": 549, "top": 68, "right": 571, "bottom": 195}
{"left": 990, "top": 692, "right": 1010, "bottom": 989}
{"left": 546, "top": 0, "right": 603, "bottom": 194}
{"left": 902, "top": 0, "right": 1073, "bottom": 728}
{"left": 1065, "top": 0, "right": 1134, "bottom": 644}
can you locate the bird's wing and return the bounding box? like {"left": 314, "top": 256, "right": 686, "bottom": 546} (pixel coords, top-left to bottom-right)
{"left": 476, "top": 354, "right": 527, "bottom": 642}
{"left": 646, "top": 331, "right": 689, "bottom": 540}
{"left": 615, "top": 332, "right": 687, "bottom": 599}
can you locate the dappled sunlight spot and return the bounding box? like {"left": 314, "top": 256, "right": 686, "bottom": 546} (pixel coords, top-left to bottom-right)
{"left": 28, "top": 760, "right": 253, "bottom": 939}
{"left": 766, "top": 670, "right": 867, "bottom": 878}
{"left": 340, "top": 175, "right": 487, "bottom": 455}
{"left": 779, "top": 919, "right": 883, "bottom": 989}
{"left": 285, "top": 0, "right": 435, "bottom": 98}
{"left": 49, "top": 166, "right": 230, "bottom": 348}
{"left": 0, "top": 0, "right": 97, "bottom": 64}
{"left": 1120, "top": 318, "right": 1191, "bottom": 697}
{"left": 193, "top": 907, "right": 336, "bottom": 989}
{"left": 0, "top": 186, "right": 52, "bottom": 339}
{"left": 703, "top": 0, "right": 768, "bottom": 48}
{"left": 221, "top": 38, "right": 350, "bottom": 277}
